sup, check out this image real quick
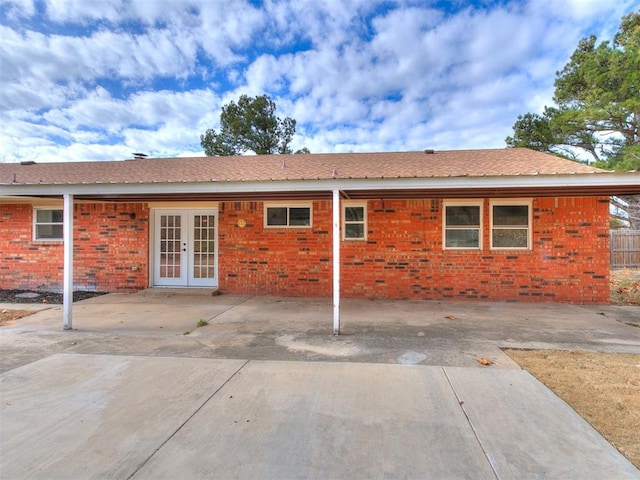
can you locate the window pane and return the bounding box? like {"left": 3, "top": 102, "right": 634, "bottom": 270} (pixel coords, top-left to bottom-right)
{"left": 51, "top": 210, "right": 63, "bottom": 222}
{"left": 445, "top": 229, "right": 479, "bottom": 248}
{"left": 36, "top": 209, "right": 63, "bottom": 223}
{"left": 345, "top": 206, "right": 364, "bottom": 222}
{"left": 493, "top": 205, "right": 528, "bottom": 226}
{"left": 267, "top": 207, "right": 287, "bottom": 226}
{"left": 36, "top": 224, "right": 63, "bottom": 239}
{"left": 36, "top": 210, "right": 50, "bottom": 223}
{"left": 446, "top": 206, "right": 480, "bottom": 226}
{"left": 35, "top": 209, "right": 63, "bottom": 239}
{"left": 289, "top": 207, "right": 310, "bottom": 226}
{"left": 493, "top": 229, "right": 528, "bottom": 248}
{"left": 345, "top": 224, "right": 364, "bottom": 239}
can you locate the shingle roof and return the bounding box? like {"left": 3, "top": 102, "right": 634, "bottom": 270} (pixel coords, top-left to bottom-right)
{"left": 0, "top": 148, "right": 605, "bottom": 186}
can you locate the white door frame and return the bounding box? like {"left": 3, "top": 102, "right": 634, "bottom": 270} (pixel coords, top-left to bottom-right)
{"left": 151, "top": 208, "right": 218, "bottom": 288}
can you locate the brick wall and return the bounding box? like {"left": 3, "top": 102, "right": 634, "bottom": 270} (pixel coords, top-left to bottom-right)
{"left": 0, "top": 202, "right": 149, "bottom": 292}
{"left": 219, "top": 201, "right": 332, "bottom": 296}
{"left": 218, "top": 197, "right": 610, "bottom": 303}
{"left": 1, "top": 196, "right": 610, "bottom": 303}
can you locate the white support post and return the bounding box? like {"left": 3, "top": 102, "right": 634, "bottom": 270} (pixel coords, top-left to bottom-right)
{"left": 332, "top": 189, "right": 340, "bottom": 335}
{"left": 63, "top": 193, "right": 73, "bottom": 330}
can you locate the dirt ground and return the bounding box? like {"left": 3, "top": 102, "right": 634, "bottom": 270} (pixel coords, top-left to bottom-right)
{"left": 505, "top": 349, "right": 640, "bottom": 469}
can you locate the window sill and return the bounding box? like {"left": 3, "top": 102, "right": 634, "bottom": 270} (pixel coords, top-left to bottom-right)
{"left": 33, "top": 239, "right": 64, "bottom": 244}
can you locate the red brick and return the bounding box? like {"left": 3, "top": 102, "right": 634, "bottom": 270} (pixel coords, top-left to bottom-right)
{"left": 1, "top": 197, "right": 610, "bottom": 303}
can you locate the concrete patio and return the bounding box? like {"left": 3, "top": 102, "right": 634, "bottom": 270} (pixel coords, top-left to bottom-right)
{"left": 1, "top": 291, "right": 638, "bottom": 373}
{"left": 1, "top": 293, "right": 639, "bottom": 478}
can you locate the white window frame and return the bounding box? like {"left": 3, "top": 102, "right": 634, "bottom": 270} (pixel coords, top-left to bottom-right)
{"left": 443, "top": 200, "right": 483, "bottom": 250}
{"left": 264, "top": 202, "right": 313, "bottom": 228}
{"left": 33, "top": 207, "right": 64, "bottom": 241}
{"left": 342, "top": 201, "right": 367, "bottom": 241}
{"left": 490, "top": 199, "right": 532, "bottom": 250}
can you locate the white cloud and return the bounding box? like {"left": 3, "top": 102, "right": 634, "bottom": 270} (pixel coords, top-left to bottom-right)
{"left": 0, "top": 0, "right": 635, "bottom": 162}
{"left": 0, "top": 0, "right": 35, "bottom": 20}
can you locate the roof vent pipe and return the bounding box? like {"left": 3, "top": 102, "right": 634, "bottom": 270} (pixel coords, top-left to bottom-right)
{"left": 424, "top": 149, "right": 435, "bottom": 154}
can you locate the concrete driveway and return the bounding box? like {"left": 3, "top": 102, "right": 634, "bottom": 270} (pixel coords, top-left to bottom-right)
{"left": 1, "top": 292, "right": 639, "bottom": 478}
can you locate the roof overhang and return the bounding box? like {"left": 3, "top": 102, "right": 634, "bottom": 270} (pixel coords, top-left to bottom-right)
{"left": 0, "top": 173, "right": 638, "bottom": 202}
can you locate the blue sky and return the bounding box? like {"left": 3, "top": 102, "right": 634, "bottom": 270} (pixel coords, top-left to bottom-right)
{"left": 0, "top": 0, "right": 637, "bottom": 163}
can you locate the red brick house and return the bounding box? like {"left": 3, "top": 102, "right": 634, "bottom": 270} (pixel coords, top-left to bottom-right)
{"left": 1, "top": 148, "right": 638, "bottom": 328}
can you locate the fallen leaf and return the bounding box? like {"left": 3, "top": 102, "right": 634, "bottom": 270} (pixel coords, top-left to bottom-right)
{"left": 445, "top": 315, "right": 456, "bottom": 320}
{"left": 477, "top": 357, "right": 492, "bottom": 366}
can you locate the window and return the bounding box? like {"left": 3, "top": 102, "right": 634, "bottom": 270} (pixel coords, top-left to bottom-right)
{"left": 34, "top": 208, "right": 63, "bottom": 240}
{"left": 490, "top": 200, "right": 531, "bottom": 249}
{"left": 343, "top": 203, "right": 366, "bottom": 240}
{"left": 265, "top": 204, "right": 311, "bottom": 227}
{"left": 443, "top": 201, "right": 482, "bottom": 249}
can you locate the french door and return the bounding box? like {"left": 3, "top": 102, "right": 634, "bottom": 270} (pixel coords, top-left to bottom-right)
{"left": 153, "top": 209, "right": 218, "bottom": 287}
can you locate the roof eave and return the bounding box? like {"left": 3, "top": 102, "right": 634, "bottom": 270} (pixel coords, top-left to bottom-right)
{"left": 0, "top": 172, "right": 637, "bottom": 199}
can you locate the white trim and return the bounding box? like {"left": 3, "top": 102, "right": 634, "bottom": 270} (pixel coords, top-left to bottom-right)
{"left": 489, "top": 199, "right": 533, "bottom": 250}
{"left": 342, "top": 201, "right": 367, "bottom": 241}
{"left": 442, "top": 200, "right": 483, "bottom": 250}
{"left": 2, "top": 172, "right": 637, "bottom": 197}
{"left": 264, "top": 202, "right": 312, "bottom": 228}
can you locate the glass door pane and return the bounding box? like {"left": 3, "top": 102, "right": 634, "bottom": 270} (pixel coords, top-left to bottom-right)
{"left": 159, "top": 214, "right": 182, "bottom": 278}
{"left": 154, "top": 211, "right": 187, "bottom": 286}
{"left": 191, "top": 214, "right": 216, "bottom": 280}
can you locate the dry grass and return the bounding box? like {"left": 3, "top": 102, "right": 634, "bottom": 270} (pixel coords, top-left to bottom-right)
{"left": 0, "top": 309, "right": 35, "bottom": 326}
{"left": 611, "top": 269, "right": 640, "bottom": 305}
{"left": 505, "top": 349, "right": 640, "bottom": 469}
{"left": 506, "top": 270, "right": 640, "bottom": 467}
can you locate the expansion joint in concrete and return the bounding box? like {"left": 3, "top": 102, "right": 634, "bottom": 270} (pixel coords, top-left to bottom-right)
{"left": 126, "top": 359, "right": 251, "bottom": 480}
{"left": 442, "top": 366, "right": 499, "bottom": 480}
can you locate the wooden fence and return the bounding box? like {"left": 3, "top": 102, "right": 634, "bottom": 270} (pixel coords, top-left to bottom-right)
{"left": 611, "top": 230, "right": 640, "bottom": 268}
